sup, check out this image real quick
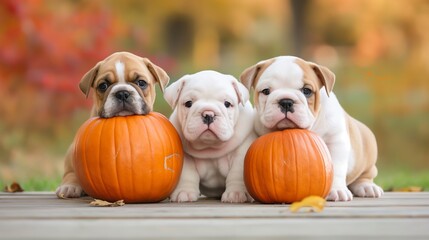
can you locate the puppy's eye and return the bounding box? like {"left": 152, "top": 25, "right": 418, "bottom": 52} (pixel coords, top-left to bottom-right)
{"left": 184, "top": 101, "right": 193, "bottom": 108}
{"left": 136, "top": 80, "right": 148, "bottom": 89}
{"left": 224, "top": 101, "right": 232, "bottom": 108}
{"left": 261, "top": 88, "right": 270, "bottom": 96}
{"left": 97, "top": 82, "right": 109, "bottom": 92}
{"left": 302, "top": 87, "right": 313, "bottom": 98}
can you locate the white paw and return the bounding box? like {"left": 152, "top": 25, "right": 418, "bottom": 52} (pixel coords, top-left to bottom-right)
{"left": 170, "top": 190, "right": 200, "bottom": 202}
{"left": 350, "top": 182, "right": 384, "bottom": 198}
{"left": 55, "top": 184, "right": 83, "bottom": 198}
{"left": 326, "top": 187, "right": 353, "bottom": 201}
{"left": 221, "top": 190, "right": 252, "bottom": 203}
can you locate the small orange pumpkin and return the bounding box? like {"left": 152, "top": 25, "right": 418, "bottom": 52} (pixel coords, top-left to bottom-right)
{"left": 73, "top": 112, "right": 183, "bottom": 203}
{"left": 244, "top": 129, "right": 333, "bottom": 204}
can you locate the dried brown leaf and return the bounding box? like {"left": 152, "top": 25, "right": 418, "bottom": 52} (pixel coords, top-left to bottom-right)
{"left": 89, "top": 199, "right": 125, "bottom": 207}
{"left": 3, "top": 182, "right": 24, "bottom": 193}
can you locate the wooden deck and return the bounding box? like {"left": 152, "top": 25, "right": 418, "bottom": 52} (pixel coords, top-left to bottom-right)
{"left": 1, "top": 192, "right": 428, "bottom": 239}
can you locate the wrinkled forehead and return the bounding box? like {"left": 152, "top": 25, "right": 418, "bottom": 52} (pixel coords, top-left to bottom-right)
{"left": 98, "top": 55, "right": 152, "bottom": 80}
{"left": 257, "top": 57, "right": 304, "bottom": 89}
{"left": 181, "top": 74, "right": 236, "bottom": 100}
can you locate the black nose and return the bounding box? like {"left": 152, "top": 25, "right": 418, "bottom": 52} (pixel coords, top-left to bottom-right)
{"left": 279, "top": 99, "right": 295, "bottom": 113}
{"left": 115, "top": 90, "right": 130, "bottom": 101}
{"left": 203, "top": 114, "right": 214, "bottom": 126}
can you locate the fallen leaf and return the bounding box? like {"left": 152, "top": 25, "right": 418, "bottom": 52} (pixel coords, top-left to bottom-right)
{"left": 3, "top": 182, "right": 24, "bottom": 193}
{"left": 89, "top": 199, "right": 125, "bottom": 207}
{"left": 289, "top": 195, "right": 326, "bottom": 213}
{"left": 390, "top": 186, "right": 423, "bottom": 192}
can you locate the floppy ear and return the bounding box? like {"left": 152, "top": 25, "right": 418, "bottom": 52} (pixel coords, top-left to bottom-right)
{"left": 79, "top": 61, "right": 102, "bottom": 98}
{"left": 142, "top": 58, "right": 170, "bottom": 93}
{"left": 309, "top": 62, "right": 335, "bottom": 97}
{"left": 232, "top": 79, "right": 249, "bottom": 107}
{"left": 239, "top": 59, "right": 272, "bottom": 90}
{"left": 164, "top": 76, "right": 187, "bottom": 109}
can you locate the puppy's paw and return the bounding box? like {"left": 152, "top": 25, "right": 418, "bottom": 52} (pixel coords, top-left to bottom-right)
{"left": 326, "top": 187, "right": 353, "bottom": 202}
{"left": 221, "top": 190, "right": 251, "bottom": 203}
{"left": 349, "top": 182, "right": 384, "bottom": 198}
{"left": 170, "top": 190, "right": 200, "bottom": 202}
{"left": 55, "top": 184, "right": 83, "bottom": 198}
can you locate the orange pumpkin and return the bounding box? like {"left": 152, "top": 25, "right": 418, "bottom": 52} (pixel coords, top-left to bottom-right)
{"left": 244, "top": 129, "right": 333, "bottom": 204}
{"left": 73, "top": 112, "right": 183, "bottom": 203}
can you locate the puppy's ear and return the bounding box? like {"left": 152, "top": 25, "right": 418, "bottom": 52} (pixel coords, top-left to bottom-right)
{"left": 232, "top": 80, "right": 249, "bottom": 107}
{"left": 309, "top": 62, "right": 335, "bottom": 97}
{"left": 142, "top": 58, "right": 170, "bottom": 93}
{"left": 239, "top": 59, "right": 273, "bottom": 90}
{"left": 79, "top": 61, "right": 102, "bottom": 98}
{"left": 164, "top": 76, "right": 186, "bottom": 109}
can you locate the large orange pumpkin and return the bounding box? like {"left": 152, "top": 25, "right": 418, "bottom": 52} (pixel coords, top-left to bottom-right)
{"left": 73, "top": 112, "right": 183, "bottom": 203}
{"left": 244, "top": 129, "right": 333, "bottom": 204}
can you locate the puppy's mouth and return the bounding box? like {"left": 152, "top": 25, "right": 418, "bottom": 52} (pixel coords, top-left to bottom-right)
{"left": 276, "top": 115, "right": 300, "bottom": 129}
{"left": 100, "top": 102, "right": 149, "bottom": 118}
{"left": 200, "top": 128, "right": 218, "bottom": 140}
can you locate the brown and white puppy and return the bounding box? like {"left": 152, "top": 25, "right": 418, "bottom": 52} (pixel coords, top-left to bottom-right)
{"left": 240, "top": 56, "right": 383, "bottom": 201}
{"left": 55, "top": 52, "right": 169, "bottom": 198}
{"left": 164, "top": 70, "right": 256, "bottom": 203}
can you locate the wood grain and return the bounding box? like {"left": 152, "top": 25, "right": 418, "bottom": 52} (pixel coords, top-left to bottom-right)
{"left": 1, "top": 192, "right": 428, "bottom": 239}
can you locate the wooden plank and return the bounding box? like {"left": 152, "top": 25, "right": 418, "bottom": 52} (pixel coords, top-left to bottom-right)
{"left": 1, "top": 219, "right": 429, "bottom": 239}
{"left": 0, "top": 192, "right": 428, "bottom": 239}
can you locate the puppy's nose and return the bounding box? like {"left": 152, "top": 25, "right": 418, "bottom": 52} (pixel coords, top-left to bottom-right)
{"left": 202, "top": 111, "right": 215, "bottom": 126}
{"left": 115, "top": 90, "right": 130, "bottom": 101}
{"left": 278, "top": 99, "right": 295, "bottom": 113}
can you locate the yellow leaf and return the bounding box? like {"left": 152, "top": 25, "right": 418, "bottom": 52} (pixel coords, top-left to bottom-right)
{"left": 391, "top": 186, "right": 423, "bottom": 192}
{"left": 89, "top": 199, "right": 125, "bottom": 207}
{"left": 289, "top": 196, "right": 326, "bottom": 213}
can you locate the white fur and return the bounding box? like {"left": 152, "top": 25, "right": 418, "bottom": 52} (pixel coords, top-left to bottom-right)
{"left": 165, "top": 70, "right": 257, "bottom": 203}
{"left": 115, "top": 61, "right": 126, "bottom": 83}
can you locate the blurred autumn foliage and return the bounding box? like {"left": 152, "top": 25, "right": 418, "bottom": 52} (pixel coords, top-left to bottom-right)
{"left": 0, "top": 0, "right": 428, "bottom": 189}
{"left": 0, "top": 0, "right": 114, "bottom": 128}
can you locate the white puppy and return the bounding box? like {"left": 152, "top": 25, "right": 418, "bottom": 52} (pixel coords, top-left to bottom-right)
{"left": 240, "top": 56, "right": 383, "bottom": 201}
{"left": 164, "top": 70, "right": 256, "bottom": 203}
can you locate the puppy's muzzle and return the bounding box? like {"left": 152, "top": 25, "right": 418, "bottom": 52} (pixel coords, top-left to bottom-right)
{"left": 279, "top": 98, "right": 295, "bottom": 114}
{"left": 202, "top": 111, "right": 215, "bottom": 126}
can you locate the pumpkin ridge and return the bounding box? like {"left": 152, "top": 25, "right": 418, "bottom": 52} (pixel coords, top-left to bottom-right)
{"left": 309, "top": 134, "right": 320, "bottom": 196}
{"left": 148, "top": 114, "right": 161, "bottom": 200}
{"left": 99, "top": 119, "right": 114, "bottom": 201}
{"left": 297, "top": 130, "right": 306, "bottom": 200}
{"left": 303, "top": 131, "right": 313, "bottom": 198}
{"left": 159, "top": 116, "right": 174, "bottom": 197}
{"left": 143, "top": 114, "right": 154, "bottom": 200}
{"left": 126, "top": 116, "right": 136, "bottom": 201}
{"left": 79, "top": 119, "right": 97, "bottom": 196}
{"left": 111, "top": 117, "right": 120, "bottom": 200}
{"left": 252, "top": 138, "right": 264, "bottom": 203}
{"left": 286, "top": 130, "right": 297, "bottom": 202}
{"left": 264, "top": 136, "right": 274, "bottom": 203}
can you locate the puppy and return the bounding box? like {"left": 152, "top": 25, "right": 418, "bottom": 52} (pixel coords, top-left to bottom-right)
{"left": 164, "top": 70, "right": 256, "bottom": 203}
{"left": 240, "top": 56, "right": 383, "bottom": 201}
{"left": 55, "top": 52, "right": 169, "bottom": 198}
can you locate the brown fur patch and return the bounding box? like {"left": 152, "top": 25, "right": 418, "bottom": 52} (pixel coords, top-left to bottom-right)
{"left": 294, "top": 58, "right": 323, "bottom": 117}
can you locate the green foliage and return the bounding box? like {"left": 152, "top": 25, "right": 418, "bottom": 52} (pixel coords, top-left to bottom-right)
{"left": 1, "top": 176, "right": 61, "bottom": 192}
{"left": 376, "top": 168, "right": 429, "bottom": 191}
